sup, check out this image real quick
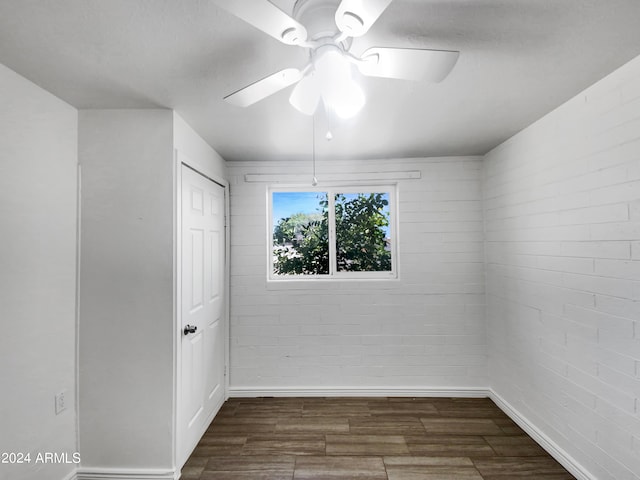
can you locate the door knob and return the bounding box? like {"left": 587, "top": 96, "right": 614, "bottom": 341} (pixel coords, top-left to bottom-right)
{"left": 183, "top": 324, "right": 198, "bottom": 335}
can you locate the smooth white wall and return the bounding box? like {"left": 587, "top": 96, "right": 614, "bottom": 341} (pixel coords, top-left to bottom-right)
{"left": 0, "top": 64, "right": 78, "bottom": 480}
{"left": 484, "top": 55, "right": 640, "bottom": 480}
{"left": 173, "top": 113, "right": 226, "bottom": 181}
{"left": 227, "top": 157, "right": 487, "bottom": 393}
{"left": 78, "top": 110, "right": 175, "bottom": 470}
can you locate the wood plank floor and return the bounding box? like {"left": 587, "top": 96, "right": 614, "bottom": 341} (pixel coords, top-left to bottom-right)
{"left": 180, "top": 397, "right": 576, "bottom": 480}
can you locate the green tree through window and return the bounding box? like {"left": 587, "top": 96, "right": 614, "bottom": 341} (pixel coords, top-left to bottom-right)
{"left": 272, "top": 190, "right": 394, "bottom": 277}
{"left": 335, "top": 193, "right": 391, "bottom": 272}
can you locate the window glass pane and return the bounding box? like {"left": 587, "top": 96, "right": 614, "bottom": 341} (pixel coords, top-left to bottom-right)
{"left": 272, "top": 191, "right": 329, "bottom": 275}
{"left": 335, "top": 192, "right": 392, "bottom": 272}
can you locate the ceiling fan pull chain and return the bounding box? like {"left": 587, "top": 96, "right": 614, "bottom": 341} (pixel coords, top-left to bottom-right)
{"left": 326, "top": 111, "right": 334, "bottom": 141}
{"left": 312, "top": 114, "right": 318, "bottom": 186}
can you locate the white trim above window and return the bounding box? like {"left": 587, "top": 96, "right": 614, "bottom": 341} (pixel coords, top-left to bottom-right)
{"left": 246, "top": 171, "right": 420, "bottom": 183}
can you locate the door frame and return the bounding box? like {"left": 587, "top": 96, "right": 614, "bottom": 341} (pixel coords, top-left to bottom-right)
{"left": 173, "top": 150, "right": 230, "bottom": 472}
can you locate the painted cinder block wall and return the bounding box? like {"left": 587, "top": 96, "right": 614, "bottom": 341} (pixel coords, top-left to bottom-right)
{"left": 484, "top": 55, "right": 640, "bottom": 480}
{"left": 227, "top": 157, "right": 487, "bottom": 394}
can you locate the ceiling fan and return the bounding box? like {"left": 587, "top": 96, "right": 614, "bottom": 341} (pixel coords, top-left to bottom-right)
{"left": 214, "top": 0, "right": 460, "bottom": 119}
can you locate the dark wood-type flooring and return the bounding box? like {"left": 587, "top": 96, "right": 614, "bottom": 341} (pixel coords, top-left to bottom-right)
{"left": 180, "top": 397, "right": 576, "bottom": 480}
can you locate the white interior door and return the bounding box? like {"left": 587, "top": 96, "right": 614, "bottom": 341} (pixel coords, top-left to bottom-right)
{"left": 179, "top": 164, "right": 226, "bottom": 464}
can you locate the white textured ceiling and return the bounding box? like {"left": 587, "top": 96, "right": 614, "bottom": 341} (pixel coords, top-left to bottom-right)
{"left": 1, "top": 0, "right": 640, "bottom": 162}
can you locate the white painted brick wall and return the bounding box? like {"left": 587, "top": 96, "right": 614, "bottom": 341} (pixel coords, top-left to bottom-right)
{"left": 484, "top": 55, "right": 640, "bottom": 480}
{"left": 227, "top": 157, "right": 486, "bottom": 390}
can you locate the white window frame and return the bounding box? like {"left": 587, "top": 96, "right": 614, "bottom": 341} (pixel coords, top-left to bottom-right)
{"left": 268, "top": 184, "right": 398, "bottom": 281}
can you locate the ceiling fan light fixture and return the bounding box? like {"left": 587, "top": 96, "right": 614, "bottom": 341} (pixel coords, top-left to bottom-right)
{"left": 289, "top": 73, "right": 321, "bottom": 115}
{"left": 314, "top": 46, "right": 365, "bottom": 118}
{"left": 288, "top": 45, "right": 365, "bottom": 119}
{"left": 329, "top": 81, "right": 365, "bottom": 119}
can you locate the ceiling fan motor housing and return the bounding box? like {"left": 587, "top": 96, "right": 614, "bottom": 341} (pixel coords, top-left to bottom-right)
{"left": 293, "top": 0, "right": 344, "bottom": 42}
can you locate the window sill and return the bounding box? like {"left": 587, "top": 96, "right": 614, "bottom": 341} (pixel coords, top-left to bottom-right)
{"left": 265, "top": 274, "right": 400, "bottom": 290}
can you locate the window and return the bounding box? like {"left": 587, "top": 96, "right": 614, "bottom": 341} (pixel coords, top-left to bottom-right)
{"left": 270, "top": 186, "right": 397, "bottom": 279}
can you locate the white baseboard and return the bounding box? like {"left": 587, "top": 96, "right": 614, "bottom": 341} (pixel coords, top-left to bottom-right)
{"left": 489, "top": 389, "right": 594, "bottom": 480}
{"left": 62, "top": 469, "right": 78, "bottom": 480}
{"left": 75, "top": 467, "right": 178, "bottom": 480}
{"left": 228, "top": 385, "right": 491, "bottom": 398}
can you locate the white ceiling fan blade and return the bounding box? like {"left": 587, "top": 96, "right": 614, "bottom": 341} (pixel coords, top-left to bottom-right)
{"left": 289, "top": 74, "right": 320, "bottom": 115}
{"left": 357, "top": 47, "right": 460, "bottom": 82}
{"left": 335, "top": 0, "right": 394, "bottom": 38}
{"left": 224, "top": 68, "right": 302, "bottom": 107}
{"left": 212, "top": 0, "right": 308, "bottom": 45}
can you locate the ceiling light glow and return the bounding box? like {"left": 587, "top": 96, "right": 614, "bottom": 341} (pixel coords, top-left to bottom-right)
{"left": 289, "top": 46, "right": 365, "bottom": 119}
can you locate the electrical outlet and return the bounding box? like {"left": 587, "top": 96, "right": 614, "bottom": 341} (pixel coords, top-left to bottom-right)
{"left": 55, "top": 390, "right": 67, "bottom": 415}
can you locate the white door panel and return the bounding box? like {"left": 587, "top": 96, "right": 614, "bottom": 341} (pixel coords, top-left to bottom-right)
{"left": 210, "top": 232, "right": 221, "bottom": 302}
{"left": 189, "top": 229, "right": 205, "bottom": 312}
{"left": 186, "top": 333, "right": 204, "bottom": 427}
{"left": 205, "top": 318, "right": 222, "bottom": 400}
{"left": 179, "top": 164, "right": 225, "bottom": 465}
